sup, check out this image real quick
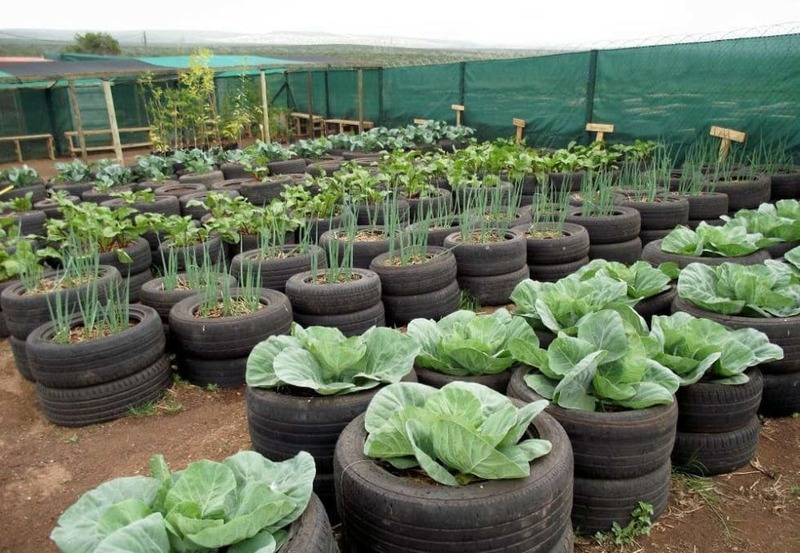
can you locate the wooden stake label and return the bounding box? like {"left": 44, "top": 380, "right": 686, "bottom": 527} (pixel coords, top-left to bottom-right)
{"left": 710, "top": 125, "right": 746, "bottom": 162}
{"left": 513, "top": 118, "right": 526, "bottom": 144}
{"left": 585, "top": 122, "right": 614, "bottom": 143}
{"left": 451, "top": 104, "right": 465, "bottom": 126}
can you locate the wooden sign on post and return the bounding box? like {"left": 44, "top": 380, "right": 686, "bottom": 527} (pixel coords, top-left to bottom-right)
{"left": 451, "top": 104, "right": 465, "bottom": 126}
{"left": 710, "top": 125, "right": 746, "bottom": 162}
{"left": 585, "top": 122, "right": 614, "bottom": 146}
{"left": 512, "top": 118, "right": 526, "bottom": 145}
{"left": 413, "top": 118, "right": 432, "bottom": 125}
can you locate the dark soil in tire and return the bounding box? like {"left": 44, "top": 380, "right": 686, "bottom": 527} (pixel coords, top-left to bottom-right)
{"left": 514, "top": 222, "right": 590, "bottom": 265}
{"left": 369, "top": 247, "right": 457, "bottom": 296}
{"left": 35, "top": 355, "right": 172, "bottom": 427}
{"left": 588, "top": 236, "right": 643, "bottom": 264}
{"left": 641, "top": 239, "right": 770, "bottom": 269}
{"left": 671, "top": 416, "right": 761, "bottom": 476}
{"left": 285, "top": 268, "right": 382, "bottom": 316}
{"left": 407, "top": 189, "right": 453, "bottom": 222}
{"left": 457, "top": 264, "right": 530, "bottom": 307}
{"left": 617, "top": 193, "right": 690, "bottom": 230}
{"left": 139, "top": 273, "right": 238, "bottom": 322}
{"left": 231, "top": 245, "right": 327, "bottom": 293}
{"left": 566, "top": 206, "right": 641, "bottom": 244}
{"left": 382, "top": 280, "right": 460, "bottom": 327}
{"left": 676, "top": 369, "right": 763, "bottom": 433}
{"left": 443, "top": 228, "right": 527, "bottom": 277}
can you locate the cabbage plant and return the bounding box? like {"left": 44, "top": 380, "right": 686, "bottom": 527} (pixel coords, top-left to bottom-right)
{"left": 677, "top": 261, "right": 800, "bottom": 317}
{"left": 406, "top": 308, "right": 535, "bottom": 376}
{"left": 569, "top": 259, "right": 673, "bottom": 299}
{"left": 246, "top": 325, "right": 420, "bottom": 395}
{"left": 510, "top": 309, "right": 680, "bottom": 411}
{"left": 510, "top": 274, "right": 640, "bottom": 334}
{"left": 722, "top": 200, "right": 800, "bottom": 243}
{"left": 50, "top": 451, "right": 315, "bottom": 553}
{"left": 661, "top": 220, "right": 779, "bottom": 258}
{"left": 649, "top": 312, "right": 783, "bottom": 385}
{"left": 363, "top": 381, "right": 552, "bottom": 486}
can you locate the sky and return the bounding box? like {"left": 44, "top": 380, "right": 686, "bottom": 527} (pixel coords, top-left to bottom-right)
{"left": 3, "top": 0, "right": 800, "bottom": 48}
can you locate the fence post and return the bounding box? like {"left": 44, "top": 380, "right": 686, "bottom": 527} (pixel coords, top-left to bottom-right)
{"left": 67, "top": 81, "right": 88, "bottom": 161}
{"left": 583, "top": 49, "right": 599, "bottom": 145}
{"left": 260, "top": 70, "right": 271, "bottom": 143}
{"left": 101, "top": 80, "right": 123, "bottom": 164}
{"left": 458, "top": 62, "right": 466, "bottom": 107}
{"left": 324, "top": 66, "right": 331, "bottom": 118}
{"left": 378, "top": 67, "right": 384, "bottom": 126}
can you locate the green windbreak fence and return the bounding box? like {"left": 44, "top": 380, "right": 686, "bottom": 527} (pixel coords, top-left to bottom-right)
{"left": 1, "top": 33, "right": 799, "bottom": 163}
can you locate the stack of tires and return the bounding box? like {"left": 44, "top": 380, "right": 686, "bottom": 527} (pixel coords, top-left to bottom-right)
{"left": 443, "top": 228, "right": 529, "bottom": 307}
{"left": 515, "top": 223, "right": 591, "bottom": 282}
{"left": 285, "top": 269, "right": 385, "bottom": 337}
{"left": 617, "top": 193, "right": 690, "bottom": 246}
{"left": 508, "top": 368, "right": 677, "bottom": 534}
{"left": 25, "top": 305, "right": 171, "bottom": 427}
{"left": 671, "top": 369, "right": 763, "bottom": 476}
{"left": 369, "top": 247, "right": 460, "bottom": 327}
{"left": 168, "top": 288, "right": 293, "bottom": 387}
{"left": 231, "top": 245, "right": 327, "bottom": 294}
{"left": 98, "top": 238, "right": 153, "bottom": 304}
{"left": 566, "top": 206, "right": 642, "bottom": 265}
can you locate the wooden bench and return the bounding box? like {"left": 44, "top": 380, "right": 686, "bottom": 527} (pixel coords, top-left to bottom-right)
{"left": 65, "top": 127, "right": 152, "bottom": 157}
{"left": 289, "top": 112, "right": 324, "bottom": 138}
{"left": 324, "top": 118, "right": 375, "bottom": 135}
{"left": 0, "top": 133, "right": 55, "bottom": 162}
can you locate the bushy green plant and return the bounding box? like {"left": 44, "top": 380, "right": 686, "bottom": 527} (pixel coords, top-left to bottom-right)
{"left": 1, "top": 164, "right": 40, "bottom": 188}
{"left": 569, "top": 259, "right": 673, "bottom": 300}
{"left": 52, "top": 159, "right": 93, "bottom": 183}
{"left": 661, "top": 221, "right": 778, "bottom": 258}
{"left": 363, "top": 381, "right": 552, "bottom": 486}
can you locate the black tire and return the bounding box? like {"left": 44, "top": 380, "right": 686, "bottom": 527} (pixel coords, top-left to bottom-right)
{"left": 219, "top": 163, "right": 251, "bottom": 180}
{"left": 153, "top": 182, "right": 207, "bottom": 198}
{"left": 0, "top": 266, "right": 122, "bottom": 339}
{"left": 334, "top": 410, "right": 574, "bottom": 553}
{"left": 671, "top": 297, "right": 800, "bottom": 374}
{"left": 305, "top": 161, "right": 342, "bottom": 177}
{"left": 528, "top": 257, "right": 591, "bottom": 283}
{"left": 588, "top": 237, "right": 643, "bottom": 264}
{"left": 285, "top": 268, "right": 382, "bottom": 316}
{"left": 179, "top": 190, "right": 239, "bottom": 220}
{"left": 4, "top": 210, "right": 46, "bottom": 237}
{"left": 154, "top": 235, "right": 224, "bottom": 272}
{"left": 759, "top": 370, "right": 800, "bottom": 417}
{"left": 676, "top": 369, "right": 763, "bottom": 433}
{"left": 685, "top": 192, "right": 729, "bottom": 220}
{"left": 382, "top": 280, "right": 460, "bottom": 327}
{"left": 102, "top": 194, "right": 181, "bottom": 216}
{"left": 424, "top": 220, "right": 461, "bottom": 247}
{"left": 178, "top": 170, "right": 225, "bottom": 186}
{"left": 293, "top": 302, "right": 385, "bottom": 337}
{"left": 4, "top": 183, "right": 46, "bottom": 204}
{"left": 139, "top": 273, "right": 238, "bottom": 322}
{"left": 713, "top": 175, "right": 771, "bottom": 211}
{"left": 545, "top": 171, "right": 584, "bottom": 194}
{"left": 515, "top": 222, "right": 590, "bottom": 265}
{"left": 566, "top": 206, "right": 641, "bottom": 244}
{"left": 458, "top": 265, "right": 530, "bottom": 307}
{"left": 239, "top": 178, "right": 291, "bottom": 206}
{"left": 49, "top": 182, "right": 95, "bottom": 197}
{"left": 451, "top": 182, "right": 514, "bottom": 211}
{"left": 231, "top": 245, "right": 327, "bottom": 293}
{"left": 671, "top": 416, "right": 760, "bottom": 476}
{"left": 769, "top": 170, "right": 800, "bottom": 201}
{"left": 320, "top": 227, "right": 399, "bottom": 270}
{"left": 443, "top": 228, "right": 527, "bottom": 277}
{"left": 10, "top": 334, "right": 33, "bottom": 381}
{"left": 268, "top": 158, "right": 308, "bottom": 175}
{"left": 536, "top": 329, "right": 556, "bottom": 349}
{"left": 416, "top": 361, "right": 517, "bottom": 393}
{"left": 26, "top": 305, "right": 165, "bottom": 389}
{"left": 634, "top": 286, "right": 677, "bottom": 321}
{"left": 169, "top": 288, "right": 292, "bottom": 359}
{"left": 571, "top": 460, "right": 671, "bottom": 534}
{"left": 638, "top": 228, "right": 674, "bottom": 246}
{"left": 355, "top": 200, "right": 411, "bottom": 226}
{"left": 764, "top": 240, "right": 799, "bottom": 260}
{"left": 178, "top": 355, "right": 247, "bottom": 388}
{"left": 81, "top": 186, "right": 132, "bottom": 204}
{"left": 641, "top": 239, "right": 770, "bottom": 269}
{"left": 370, "top": 247, "right": 457, "bottom": 296}
{"left": 126, "top": 268, "right": 153, "bottom": 304}
{"left": 618, "top": 195, "right": 690, "bottom": 231}
{"left": 35, "top": 195, "right": 80, "bottom": 219}
{"left": 35, "top": 356, "right": 172, "bottom": 427}
{"left": 281, "top": 494, "right": 335, "bottom": 553}
{"left": 508, "top": 366, "right": 678, "bottom": 479}
{"left": 98, "top": 237, "right": 152, "bottom": 276}
{"left": 407, "top": 189, "right": 453, "bottom": 222}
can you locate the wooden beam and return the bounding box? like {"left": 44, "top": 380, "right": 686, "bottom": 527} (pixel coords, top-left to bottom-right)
{"left": 260, "top": 70, "right": 271, "bottom": 143}
{"left": 585, "top": 122, "right": 614, "bottom": 144}
{"left": 513, "top": 118, "right": 526, "bottom": 145}
{"left": 451, "top": 104, "right": 465, "bottom": 126}
{"left": 101, "top": 80, "right": 123, "bottom": 163}
{"left": 710, "top": 125, "right": 746, "bottom": 162}
{"left": 357, "top": 69, "right": 365, "bottom": 134}
{"left": 67, "top": 80, "right": 88, "bottom": 162}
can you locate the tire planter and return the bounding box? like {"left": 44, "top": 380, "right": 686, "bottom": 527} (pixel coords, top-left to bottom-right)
{"left": 49, "top": 181, "right": 95, "bottom": 198}
{"left": 451, "top": 182, "right": 513, "bottom": 211}
{"left": 640, "top": 239, "right": 771, "bottom": 269}
{"left": 587, "top": 237, "right": 643, "bottom": 265}
{"left": 219, "top": 163, "right": 250, "bottom": 180}
{"left": 10, "top": 334, "right": 33, "bottom": 381}
{"left": 178, "top": 170, "right": 225, "bottom": 186}
{"left": 177, "top": 356, "right": 249, "bottom": 388}
{"left": 675, "top": 369, "right": 763, "bottom": 434}
{"left": 101, "top": 194, "right": 181, "bottom": 217}
{"left": 514, "top": 222, "right": 591, "bottom": 282}
{"left": 81, "top": 186, "right": 132, "bottom": 204}
{"left": 355, "top": 200, "right": 411, "bottom": 226}
{"left": 281, "top": 494, "right": 336, "bottom": 553}
{"left": 320, "top": 226, "right": 399, "bottom": 270}
{"left": 768, "top": 168, "right": 800, "bottom": 201}
{"left": 416, "top": 362, "right": 522, "bottom": 393}
{"left": 268, "top": 158, "right": 308, "bottom": 175}
{"left": 2, "top": 210, "right": 46, "bottom": 237}
{"left": 153, "top": 182, "right": 207, "bottom": 198}
{"left": 35, "top": 355, "right": 172, "bottom": 427}
{"left": 169, "top": 288, "right": 293, "bottom": 361}
{"left": 246, "top": 371, "right": 417, "bottom": 519}
{"left": 457, "top": 265, "right": 531, "bottom": 307}
{"left": 406, "top": 188, "right": 453, "bottom": 222}
{"left": 2, "top": 183, "right": 46, "bottom": 204}
{"left": 671, "top": 416, "right": 761, "bottom": 476}
{"left": 633, "top": 286, "right": 677, "bottom": 323}
{"left": 424, "top": 219, "right": 461, "bottom": 247}
{"left": 139, "top": 273, "right": 238, "bottom": 323}
{"left": 334, "top": 410, "right": 574, "bottom": 553}
{"left": 26, "top": 305, "right": 166, "bottom": 389}
{"left": 528, "top": 257, "right": 591, "bottom": 283}
{"left": 154, "top": 235, "right": 225, "bottom": 272}
{"left": 566, "top": 207, "right": 643, "bottom": 264}
{"left": 712, "top": 174, "right": 771, "bottom": 211}
{"left": 231, "top": 245, "right": 327, "bottom": 293}
{"left": 671, "top": 296, "right": 800, "bottom": 416}
{"left": 179, "top": 189, "right": 239, "bottom": 220}
{"left": 0, "top": 276, "right": 19, "bottom": 338}
{"left": 508, "top": 366, "right": 676, "bottom": 533}
{"left": 684, "top": 192, "right": 729, "bottom": 221}
{"left": 35, "top": 195, "right": 80, "bottom": 219}
{"left": 380, "top": 280, "right": 461, "bottom": 327}
{"left": 238, "top": 177, "right": 291, "bottom": 206}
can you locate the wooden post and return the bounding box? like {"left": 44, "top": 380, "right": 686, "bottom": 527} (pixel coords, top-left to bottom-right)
{"left": 67, "top": 80, "right": 88, "bottom": 162}
{"left": 101, "top": 80, "right": 123, "bottom": 163}
{"left": 451, "top": 104, "right": 465, "bottom": 126}
{"left": 513, "top": 118, "right": 526, "bottom": 145}
{"left": 413, "top": 118, "right": 431, "bottom": 125}
{"left": 357, "top": 69, "right": 365, "bottom": 134}
{"left": 710, "top": 125, "right": 746, "bottom": 163}
{"left": 306, "top": 71, "right": 315, "bottom": 139}
{"left": 585, "top": 122, "right": 614, "bottom": 145}
{"left": 260, "top": 70, "right": 271, "bottom": 143}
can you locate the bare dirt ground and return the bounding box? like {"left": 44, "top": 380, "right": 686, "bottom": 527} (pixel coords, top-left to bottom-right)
{"left": 0, "top": 335, "right": 798, "bottom": 553}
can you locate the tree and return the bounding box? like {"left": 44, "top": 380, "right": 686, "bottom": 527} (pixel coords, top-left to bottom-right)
{"left": 64, "top": 32, "right": 122, "bottom": 56}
